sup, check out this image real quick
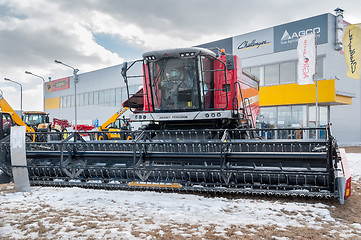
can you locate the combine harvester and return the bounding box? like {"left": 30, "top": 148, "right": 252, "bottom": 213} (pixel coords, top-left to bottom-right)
{"left": 0, "top": 47, "right": 351, "bottom": 203}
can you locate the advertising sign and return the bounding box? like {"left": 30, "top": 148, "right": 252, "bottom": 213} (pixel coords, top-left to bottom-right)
{"left": 342, "top": 23, "right": 361, "bottom": 79}
{"left": 233, "top": 28, "right": 274, "bottom": 58}
{"left": 274, "top": 14, "right": 328, "bottom": 52}
{"left": 47, "top": 77, "right": 70, "bottom": 92}
{"left": 297, "top": 34, "right": 316, "bottom": 85}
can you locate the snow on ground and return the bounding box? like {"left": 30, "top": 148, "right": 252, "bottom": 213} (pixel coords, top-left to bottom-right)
{"left": 0, "top": 153, "right": 361, "bottom": 239}
{"left": 346, "top": 153, "right": 361, "bottom": 181}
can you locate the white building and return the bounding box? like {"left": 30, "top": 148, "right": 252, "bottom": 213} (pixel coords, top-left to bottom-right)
{"left": 44, "top": 10, "right": 360, "bottom": 145}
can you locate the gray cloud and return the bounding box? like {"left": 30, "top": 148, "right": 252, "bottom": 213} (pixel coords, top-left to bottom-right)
{"left": 0, "top": 0, "right": 360, "bottom": 110}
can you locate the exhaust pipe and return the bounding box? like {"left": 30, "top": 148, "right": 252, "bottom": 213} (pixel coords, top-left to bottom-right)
{"left": 334, "top": 7, "right": 344, "bottom": 51}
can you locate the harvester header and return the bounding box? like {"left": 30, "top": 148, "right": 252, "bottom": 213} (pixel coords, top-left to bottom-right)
{"left": 0, "top": 47, "right": 351, "bottom": 204}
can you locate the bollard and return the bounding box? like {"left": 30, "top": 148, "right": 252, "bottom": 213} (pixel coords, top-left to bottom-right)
{"left": 10, "top": 126, "right": 31, "bottom": 192}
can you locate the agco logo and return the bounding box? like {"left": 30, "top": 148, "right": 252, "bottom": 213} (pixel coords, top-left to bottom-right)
{"left": 280, "top": 27, "right": 320, "bottom": 44}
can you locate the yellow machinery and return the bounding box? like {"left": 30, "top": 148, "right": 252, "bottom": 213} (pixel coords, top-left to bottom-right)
{"left": 22, "top": 111, "right": 51, "bottom": 132}
{"left": 97, "top": 107, "right": 131, "bottom": 140}
{"left": 0, "top": 93, "right": 35, "bottom": 135}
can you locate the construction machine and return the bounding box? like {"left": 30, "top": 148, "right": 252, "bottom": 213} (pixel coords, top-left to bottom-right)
{"left": 0, "top": 47, "right": 351, "bottom": 204}
{"left": 22, "top": 111, "right": 51, "bottom": 132}
{"left": 0, "top": 93, "right": 35, "bottom": 137}
{"left": 96, "top": 107, "right": 132, "bottom": 140}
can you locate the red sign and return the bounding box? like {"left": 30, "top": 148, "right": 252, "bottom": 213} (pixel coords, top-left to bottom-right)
{"left": 47, "top": 77, "right": 70, "bottom": 92}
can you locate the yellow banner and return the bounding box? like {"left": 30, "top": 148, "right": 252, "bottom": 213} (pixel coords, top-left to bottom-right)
{"left": 343, "top": 24, "right": 361, "bottom": 79}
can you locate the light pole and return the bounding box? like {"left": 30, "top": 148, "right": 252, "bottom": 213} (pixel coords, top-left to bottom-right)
{"left": 54, "top": 60, "right": 79, "bottom": 132}
{"left": 4, "top": 78, "right": 23, "bottom": 115}
{"left": 25, "top": 71, "right": 45, "bottom": 112}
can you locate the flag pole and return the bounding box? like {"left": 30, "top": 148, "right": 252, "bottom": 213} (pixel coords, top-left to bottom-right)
{"left": 314, "top": 32, "right": 319, "bottom": 138}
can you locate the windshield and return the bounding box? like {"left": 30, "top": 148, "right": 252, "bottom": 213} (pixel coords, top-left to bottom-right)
{"left": 148, "top": 57, "right": 200, "bottom": 111}
{"left": 23, "top": 114, "right": 46, "bottom": 125}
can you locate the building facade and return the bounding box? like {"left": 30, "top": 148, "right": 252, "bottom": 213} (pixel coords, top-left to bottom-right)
{"left": 44, "top": 12, "right": 360, "bottom": 145}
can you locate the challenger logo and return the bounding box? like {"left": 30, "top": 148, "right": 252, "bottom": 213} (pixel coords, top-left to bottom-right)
{"left": 237, "top": 39, "right": 271, "bottom": 51}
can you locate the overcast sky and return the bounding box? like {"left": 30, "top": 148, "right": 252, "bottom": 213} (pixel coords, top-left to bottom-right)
{"left": 0, "top": 0, "right": 360, "bottom": 111}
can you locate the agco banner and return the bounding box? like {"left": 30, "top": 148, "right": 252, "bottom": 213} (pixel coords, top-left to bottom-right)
{"left": 46, "top": 77, "right": 70, "bottom": 92}
{"left": 274, "top": 14, "right": 328, "bottom": 52}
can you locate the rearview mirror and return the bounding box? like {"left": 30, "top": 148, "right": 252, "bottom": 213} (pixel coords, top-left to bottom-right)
{"left": 121, "top": 62, "right": 128, "bottom": 79}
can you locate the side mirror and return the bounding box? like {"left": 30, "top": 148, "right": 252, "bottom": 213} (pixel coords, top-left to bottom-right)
{"left": 121, "top": 62, "right": 128, "bottom": 79}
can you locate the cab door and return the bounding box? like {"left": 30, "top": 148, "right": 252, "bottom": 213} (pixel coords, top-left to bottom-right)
{"left": 0, "top": 113, "right": 15, "bottom": 139}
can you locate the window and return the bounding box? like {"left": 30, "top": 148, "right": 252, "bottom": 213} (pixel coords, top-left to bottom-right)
{"left": 121, "top": 87, "right": 128, "bottom": 103}
{"left": 109, "top": 89, "right": 116, "bottom": 107}
{"left": 116, "top": 88, "right": 122, "bottom": 106}
{"left": 84, "top": 93, "right": 89, "bottom": 106}
{"left": 99, "top": 90, "right": 105, "bottom": 105}
{"left": 250, "top": 66, "right": 265, "bottom": 87}
{"left": 94, "top": 91, "right": 99, "bottom": 105}
{"left": 280, "top": 61, "right": 296, "bottom": 84}
{"left": 258, "top": 107, "right": 277, "bottom": 139}
{"left": 89, "top": 92, "right": 94, "bottom": 105}
{"left": 264, "top": 64, "right": 279, "bottom": 85}
{"left": 60, "top": 97, "right": 64, "bottom": 108}
{"left": 291, "top": 105, "right": 307, "bottom": 127}
{"left": 70, "top": 95, "right": 74, "bottom": 107}
{"left": 78, "top": 94, "right": 83, "bottom": 106}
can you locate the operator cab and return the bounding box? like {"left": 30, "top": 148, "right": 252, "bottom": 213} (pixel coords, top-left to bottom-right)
{"left": 22, "top": 111, "right": 50, "bottom": 131}
{"left": 143, "top": 48, "right": 216, "bottom": 112}
{"left": 122, "top": 47, "right": 260, "bottom": 129}
{"left": 0, "top": 112, "right": 16, "bottom": 140}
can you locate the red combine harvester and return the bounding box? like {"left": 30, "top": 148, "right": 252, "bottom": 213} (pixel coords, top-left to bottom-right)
{"left": 0, "top": 47, "right": 351, "bottom": 204}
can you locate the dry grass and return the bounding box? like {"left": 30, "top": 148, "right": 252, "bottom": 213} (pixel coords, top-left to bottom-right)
{"left": 0, "top": 183, "right": 15, "bottom": 193}
{"left": 343, "top": 146, "right": 361, "bottom": 153}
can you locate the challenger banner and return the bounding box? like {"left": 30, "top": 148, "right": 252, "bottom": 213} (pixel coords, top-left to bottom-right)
{"left": 297, "top": 33, "right": 316, "bottom": 85}
{"left": 342, "top": 24, "right": 361, "bottom": 79}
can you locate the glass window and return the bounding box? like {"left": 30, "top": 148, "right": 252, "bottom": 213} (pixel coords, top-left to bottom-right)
{"left": 84, "top": 93, "right": 89, "bottom": 106}
{"left": 89, "top": 92, "right": 94, "bottom": 105}
{"left": 99, "top": 90, "right": 105, "bottom": 105}
{"left": 105, "top": 89, "right": 111, "bottom": 106}
{"left": 70, "top": 95, "right": 74, "bottom": 107}
{"left": 309, "top": 105, "right": 328, "bottom": 139}
{"left": 78, "top": 94, "right": 83, "bottom": 106}
{"left": 94, "top": 91, "right": 99, "bottom": 105}
{"left": 116, "top": 88, "right": 122, "bottom": 106}
{"left": 59, "top": 97, "right": 63, "bottom": 108}
{"left": 64, "top": 96, "right": 70, "bottom": 107}
{"left": 121, "top": 87, "right": 128, "bottom": 103}
{"left": 109, "top": 89, "right": 116, "bottom": 106}
{"left": 291, "top": 105, "right": 307, "bottom": 127}
{"left": 319, "top": 106, "right": 328, "bottom": 126}
{"left": 278, "top": 106, "right": 292, "bottom": 128}
{"left": 258, "top": 107, "right": 277, "bottom": 139}
{"left": 280, "top": 61, "right": 296, "bottom": 84}
{"left": 148, "top": 57, "right": 200, "bottom": 111}
{"left": 250, "top": 66, "right": 265, "bottom": 87}
{"left": 264, "top": 64, "right": 279, "bottom": 86}
{"left": 250, "top": 67, "right": 260, "bottom": 79}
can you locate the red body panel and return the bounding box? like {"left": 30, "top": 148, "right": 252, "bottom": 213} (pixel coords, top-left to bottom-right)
{"left": 214, "top": 55, "right": 259, "bottom": 122}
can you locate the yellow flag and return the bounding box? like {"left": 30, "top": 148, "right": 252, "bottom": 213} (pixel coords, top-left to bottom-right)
{"left": 343, "top": 24, "right": 361, "bottom": 79}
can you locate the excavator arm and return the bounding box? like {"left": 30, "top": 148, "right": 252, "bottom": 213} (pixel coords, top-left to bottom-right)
{"left": 98, "top": 107, "right": 129, "bottom": 130}
{"left": 0, "top": 93, "right": 35, "bottom": 133}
